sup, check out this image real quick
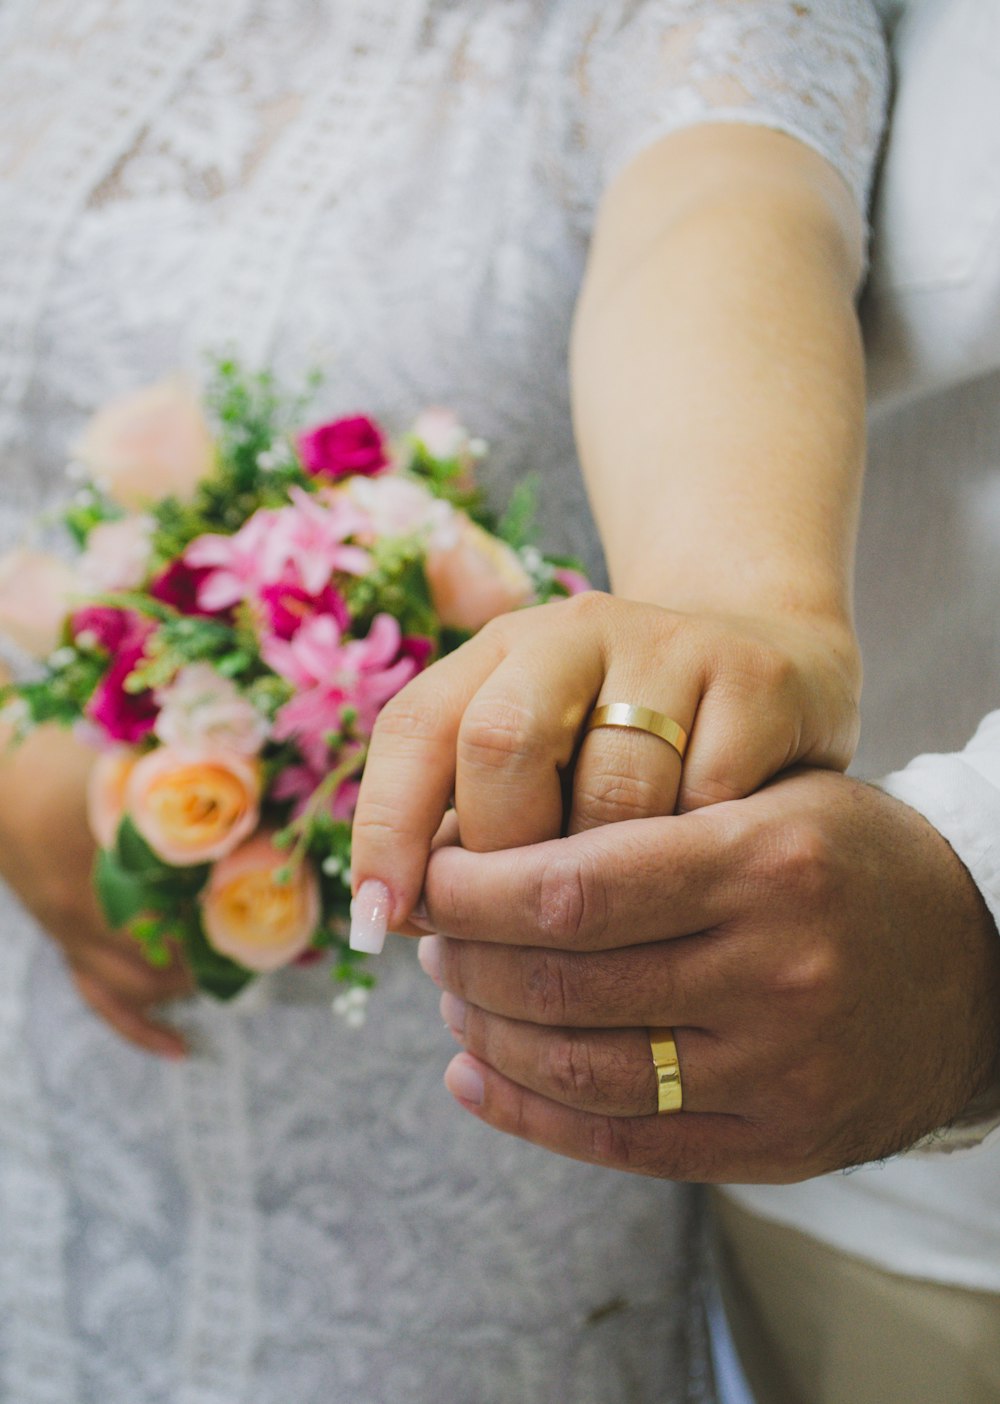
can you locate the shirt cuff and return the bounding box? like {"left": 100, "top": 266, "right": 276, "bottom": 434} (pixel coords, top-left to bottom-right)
{"left": 877, "top": 709, "right": 1000, "bottom": 1152}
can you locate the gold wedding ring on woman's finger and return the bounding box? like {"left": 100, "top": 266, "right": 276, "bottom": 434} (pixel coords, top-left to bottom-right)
{"left": 586, "top": 704, "right": 688, "bottom": 761}
{"left": 648, "top": 1026, "right": 683, "bottom": 1114}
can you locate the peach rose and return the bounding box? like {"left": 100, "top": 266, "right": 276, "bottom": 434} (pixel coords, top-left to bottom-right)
{"left": 0, "top": 548, "right": 78, "bottom": 658}
{"left": 86, "top": 748, "right": 139, "bottom": 849}
{"left": 424, "top": 516, "right": 534, "bottom": 631}
{"left": 200, "top": 831, "right": 319, "bottom": 972}
{"left": 73, "top": 377, "right": 215, "bottom": 509}
{"left": 125, "top": 746, "right": 260, "bottom": 867}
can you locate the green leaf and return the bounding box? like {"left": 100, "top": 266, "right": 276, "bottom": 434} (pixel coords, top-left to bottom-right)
{"left": 94, "top": 850, "right": 152, "bottom": 928}
{"left": 182, "top": 914, "right": 256, "bottom": 1001}
{"left": 115, "top": 816, "right": 170, "bottom": 877}
{"left": 496, "top": 478, "right": 539, "bottom": 549}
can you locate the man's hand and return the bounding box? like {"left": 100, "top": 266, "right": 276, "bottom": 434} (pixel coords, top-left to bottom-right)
{"left": 414, "top": 769, "right": 1000, "bottom": 1182}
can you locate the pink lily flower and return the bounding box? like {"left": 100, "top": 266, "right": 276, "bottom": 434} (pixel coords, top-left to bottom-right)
{"left": 262, "top": 488, "right": 371, "bottom": 595}
{"left": 264, "top": 613, "right": 424, "bottom": 765}
{"left": 186, "top": 510, "right": 279, "bottom": 611}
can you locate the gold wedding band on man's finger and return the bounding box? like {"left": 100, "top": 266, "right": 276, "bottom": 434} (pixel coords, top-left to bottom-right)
{"left": 648, "top": 1026, "right": 683, "bottom": 1114}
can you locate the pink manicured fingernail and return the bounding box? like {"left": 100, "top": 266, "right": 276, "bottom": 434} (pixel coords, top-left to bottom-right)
{"left": 440, "top": 990, "right": 466, "bottom": 1036}
{"left": 417, "top": 934, "right": 442, "bottom": 985}
{"left": 445, "top": 1053, "right": 484, "bottom": 1107}
{"left": 350, "top": 879, "right": 392, "bottom": 954}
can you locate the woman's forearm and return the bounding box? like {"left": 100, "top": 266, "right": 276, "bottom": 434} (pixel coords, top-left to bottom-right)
{"left": 571, "top": 123, "right": 867, "bottom": 656}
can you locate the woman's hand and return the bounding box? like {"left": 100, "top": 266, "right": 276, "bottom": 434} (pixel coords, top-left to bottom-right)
{"left": 415, "top": 769, "right": 1000, "bottom": 1182}
{"left": 0, "top": 724, "right": 193, "bottom": 1057}
{"left": 349, "top": 591, "right": 860, "bottom": 938}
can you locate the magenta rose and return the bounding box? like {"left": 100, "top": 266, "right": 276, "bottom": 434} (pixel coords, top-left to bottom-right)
{"left": 297, "top": 415, "right": 390, "bottom": 481}
{"left": 149, "top": 558, "right": 231, "bottom": 620}
{"left": 258, "top": 577, "right": 350, "bottom": 641}
{"left": 84, "top": 618, "right": 158, "bottom": 744}
{"left": 71, "top": 605, "right": 142, "bottom": 654}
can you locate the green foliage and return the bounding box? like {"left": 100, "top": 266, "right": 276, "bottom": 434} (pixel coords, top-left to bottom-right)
{"left": 94, "top": 849, "right": 152, "bottom": 928}
{"left": 94, "top": 818, "right": 252, "bottom": 997}
{"left": 181, "top": 912, "right": 256, "bottom": 1001}
{"left": 61, "top": 486, "right": 123, "bottom": 547}
{"left": 12, "top": 652, "right": 106, "bottom": 729}
{"left": 129, "top": 611, "right": 259, "bottom": 692}
{"left": 342, "top": 537, "right": 440, "bottom": 642}
{"left": 405, "top": 438, "right": 485, "bottom": 520}
{"left": 146, "top": 360, "right": 317, "bottom": 566}
{"left": 331, "top": 942, "right": 377, "bottom": 989}
{"left": 496, "top": 478, "right": 539, "bottom": 549}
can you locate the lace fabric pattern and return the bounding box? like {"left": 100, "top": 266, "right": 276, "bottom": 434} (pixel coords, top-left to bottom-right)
{"left": 0, "top": 3, "right": 887, "bottom": 1400}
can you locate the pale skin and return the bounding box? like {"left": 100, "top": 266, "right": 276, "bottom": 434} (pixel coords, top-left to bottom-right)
{"left": 349, "top": 124, "right": 1000, "bottom": 1178}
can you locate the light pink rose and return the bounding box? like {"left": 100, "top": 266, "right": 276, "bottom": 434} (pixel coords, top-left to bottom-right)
{"left": 0, "top": 548, "right": 77, "bottom": 658}
{"left": 73, "top": 377, "right": 214, "bottom": 509}
{"left": 87, "top": 749, "right": 139, "bottom": 848}
{"left": 153, "top": 665, "right": 269, "bottom": 757}
{"left": 424, "top": 516, "right": 534, "bottom": 631}
{"left": 79, "top": 515, "right": 154, "bottom": 592}
{"left": 340, "top": 474, "right": 455, "bottom": 546}
{"left": 200, "top": 831, "right": 320, "bottom": 973}
{"left": 412, "top": 406, "right": 476, "bottom": 461}
{"left": 125, "top": 745, "right": 261, "bottom": 867}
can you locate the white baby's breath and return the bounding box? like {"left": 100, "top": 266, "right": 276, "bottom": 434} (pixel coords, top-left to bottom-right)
{"left": 332, "top": 985, "right": 370, "bottom": 1027}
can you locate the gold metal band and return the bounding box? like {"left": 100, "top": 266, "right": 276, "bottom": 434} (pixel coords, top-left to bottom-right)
{"left": 648, "top": 1026, "right": 683, "bottom": 1114}
{"left": 586, "top": 703, "right": 688, "bottom": 760}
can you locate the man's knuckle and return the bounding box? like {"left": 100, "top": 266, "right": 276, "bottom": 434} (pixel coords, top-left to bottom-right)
{"left": 535, "top": 850, "right": 607, "bottom": 948}
{"left": 547, "top": 1033, "right": 601, "bottom": 1103}
{"left": 586, "top": 1113, "right": 634, "bottom": 1167}
{"left": 520, "top": 950, "right": 573, "bottom": 1023}
{"left": 753, "top": 815, "right": 835, "bottom": 906}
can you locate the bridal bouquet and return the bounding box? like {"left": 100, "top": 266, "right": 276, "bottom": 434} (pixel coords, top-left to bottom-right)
{"left": 0, "top": 364, "right": 587, "bottom": 1006}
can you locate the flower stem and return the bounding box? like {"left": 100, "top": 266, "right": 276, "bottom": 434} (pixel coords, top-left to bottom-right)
{"left": 282, "top": 744, "right": 368, "bottom": 873}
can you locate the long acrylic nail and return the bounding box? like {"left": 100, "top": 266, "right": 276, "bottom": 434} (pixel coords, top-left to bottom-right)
{"left": 350, "top": 879, "right": 392, "bottom": 954}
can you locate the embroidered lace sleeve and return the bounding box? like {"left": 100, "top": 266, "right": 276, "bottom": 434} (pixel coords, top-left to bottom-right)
{"left": 575, "top": 0, "right": 889, "bottom": 214}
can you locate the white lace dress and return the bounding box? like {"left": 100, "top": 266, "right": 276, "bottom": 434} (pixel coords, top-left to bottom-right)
{"left": 0, "top": 4, "right": 886, "bottom": 1401}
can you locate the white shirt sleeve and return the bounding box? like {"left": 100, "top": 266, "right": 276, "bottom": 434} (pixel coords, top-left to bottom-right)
{"left": 877, "top": 711, "right": 1000, "bottom": 1151}
{"left": 878, "top": 710, "right": 1000, "bottom": 939}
